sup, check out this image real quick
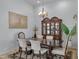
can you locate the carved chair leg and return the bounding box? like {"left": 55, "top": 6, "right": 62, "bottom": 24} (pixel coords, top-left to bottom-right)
{"left": 39, "top": 55, "right": 41, "bottom": 59}
{"left": 32, "top": 51, "right": 34, "bottom": 59}
{"left": 52, "top": 54, "right": 54, "bottom": 59}
{"left": 39, "top": 51, "right": 41, "bottom": 59}
{"left": 43, "top": 55, "right": 45, "bottom": 59}
{"left": 13, "top": 53, "right": 16, "bottom": 59}
{"left": 25, "top": 48, "right": 27, "bottom": 59}
{"left": 19, "top": 50, "right": 22, "bottom": 59}
{"left": 64, "top": 55, "right": 67, "bottom": 59}
{"left": 32, "top": 55, "right": 33, "bottom": 59}
{"left": 55, "top": 55, "right": 57, "bottom": 59}
{"left": 37, "top": 55, "right": 39, "bottom": 59}
{"left": 26, "top": 53, "right": 27, "bottom": 59}
{"left": 59, "top": 56, "right": 61, "bottom": 59}
{"left": 46, "top": 52, "right": 48, "bottom": 59}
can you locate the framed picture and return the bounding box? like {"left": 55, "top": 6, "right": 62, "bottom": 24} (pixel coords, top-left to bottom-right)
{"left": 9, "top": 11, "right": 28, "bottom": 28}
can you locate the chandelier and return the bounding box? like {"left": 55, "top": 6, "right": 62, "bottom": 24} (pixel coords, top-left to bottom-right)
{"left": 38, "top": 8, "right": 48, "bottom": 18}
{"left": 38, "top": 0, "right": 48, "bottom": 18}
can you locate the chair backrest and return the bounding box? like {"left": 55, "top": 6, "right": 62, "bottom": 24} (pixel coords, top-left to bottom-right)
{"left": 18, "top": 32, "right": 25, "bottom": 39}
{"left": 30, "top": 40, "right": 40, "bottom": 51}
{"left": 18, "top": 38, "right": 27, "bottom": 49}
{"left": 17, "top": 32, "right": 26, "bottom": 50}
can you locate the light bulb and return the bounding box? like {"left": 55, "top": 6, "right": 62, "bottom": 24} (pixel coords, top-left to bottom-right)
{"left": 37, "top": 0, "right": 40, "bottom": 3}
{"left": 38, "top": 11, "right": 42, "bottom": 15}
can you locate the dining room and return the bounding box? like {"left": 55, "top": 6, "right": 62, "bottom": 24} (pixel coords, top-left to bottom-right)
{"left": 0, "top": 0, "right": 78, "bottom": 59}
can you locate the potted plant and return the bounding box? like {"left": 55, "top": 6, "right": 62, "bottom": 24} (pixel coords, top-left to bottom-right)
{"left": 61, "top": 22, "right": 77, "bottom": 47}
{"left": 61, "top": 14, "right": 77, "bottom": 47}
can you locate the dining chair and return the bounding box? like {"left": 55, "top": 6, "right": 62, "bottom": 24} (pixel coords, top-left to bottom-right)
{"left": 30, "top": 40, "right": 48, "bottom": 59}
{"left": 51, "top": 39, "right": 71, "bottom": 59}
{"left": 17, "top": 32, "right": 31, "bottom": 59}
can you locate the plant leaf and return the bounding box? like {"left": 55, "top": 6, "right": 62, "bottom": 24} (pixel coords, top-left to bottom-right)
{"left": 61, "top": 23, "right": 69, "bottom": 35}
{"left": 69, "top": 24, "right": 76, "bottom": 36}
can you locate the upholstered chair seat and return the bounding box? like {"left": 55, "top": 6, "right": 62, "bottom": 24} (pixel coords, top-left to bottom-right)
{"left": 18, "top": 38, "right": 31, "bottom": 51}
{"left": 30, "top": 40, "right": 48, "bottom": 59}
{"left": 52, "top": 48, "right": 65, "bottom": 55}
{"left": 33, "top": 48, "right": 48, "bottom": 54}
{"left": 51, "top": 39, "right": 70, "bottom": 59}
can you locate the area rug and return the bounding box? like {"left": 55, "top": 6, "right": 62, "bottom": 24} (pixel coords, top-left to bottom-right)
{"left": 0, "top": 48, "right": 71, "bottom": 59}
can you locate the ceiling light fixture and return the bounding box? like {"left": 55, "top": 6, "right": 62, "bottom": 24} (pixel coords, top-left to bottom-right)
{"left": 38, "top": 8, "right": 48, "bottom": 18}
{"left": 38, "top": 0, "right": 48, "bottom": 18}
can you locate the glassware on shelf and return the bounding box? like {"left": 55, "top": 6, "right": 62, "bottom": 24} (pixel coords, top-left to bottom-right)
{"left": 55, "top": 31, "right": 59, "bottom": 35}
{"left": 55, "top": 25, "right": 59, "bottom": 30}
{"left": 51, "top": 31, "right": 54, "bottom": 35}
{"left": 47, "top": 30, "right": 50, "bottom": 34}
{"left": 55, "top": 23, "right": 59, "bottom": 30}
{"left": 55, "top": 23, "right": 59, "bottom": 26}
{"left": 50, "top": 26, "right": 54, "bottom": 31}
{"left": 47, "top": 23, "right": 50, "bottom": 26}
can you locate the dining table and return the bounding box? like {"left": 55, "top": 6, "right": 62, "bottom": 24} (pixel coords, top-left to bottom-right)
{"left": 25, "top": 37, "right": 54, "bottom": 59}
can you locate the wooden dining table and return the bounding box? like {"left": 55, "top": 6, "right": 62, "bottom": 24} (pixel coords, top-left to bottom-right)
{"left": 26, "top": 38, "right": 53, "bottom": 49}
{"left": 26, "top": 38, "right": 54, "bottom": 59}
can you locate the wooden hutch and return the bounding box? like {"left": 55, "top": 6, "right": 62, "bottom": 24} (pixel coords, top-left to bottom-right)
{"left": 41, "top": 17, "right": 62, "bottom": 47}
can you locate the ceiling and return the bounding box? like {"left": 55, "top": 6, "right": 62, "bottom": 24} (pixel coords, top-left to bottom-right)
{"left": 25, "top": 0, "right": 54, "bottom": 7}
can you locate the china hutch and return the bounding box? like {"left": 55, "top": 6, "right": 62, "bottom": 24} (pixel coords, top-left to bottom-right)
{"left": 41, "top": 17, "right": 62, "bottom": 47}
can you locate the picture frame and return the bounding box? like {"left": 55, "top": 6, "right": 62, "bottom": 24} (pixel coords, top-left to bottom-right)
{"left": 9, "top": 11, "right": 28, "bottom": 28}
